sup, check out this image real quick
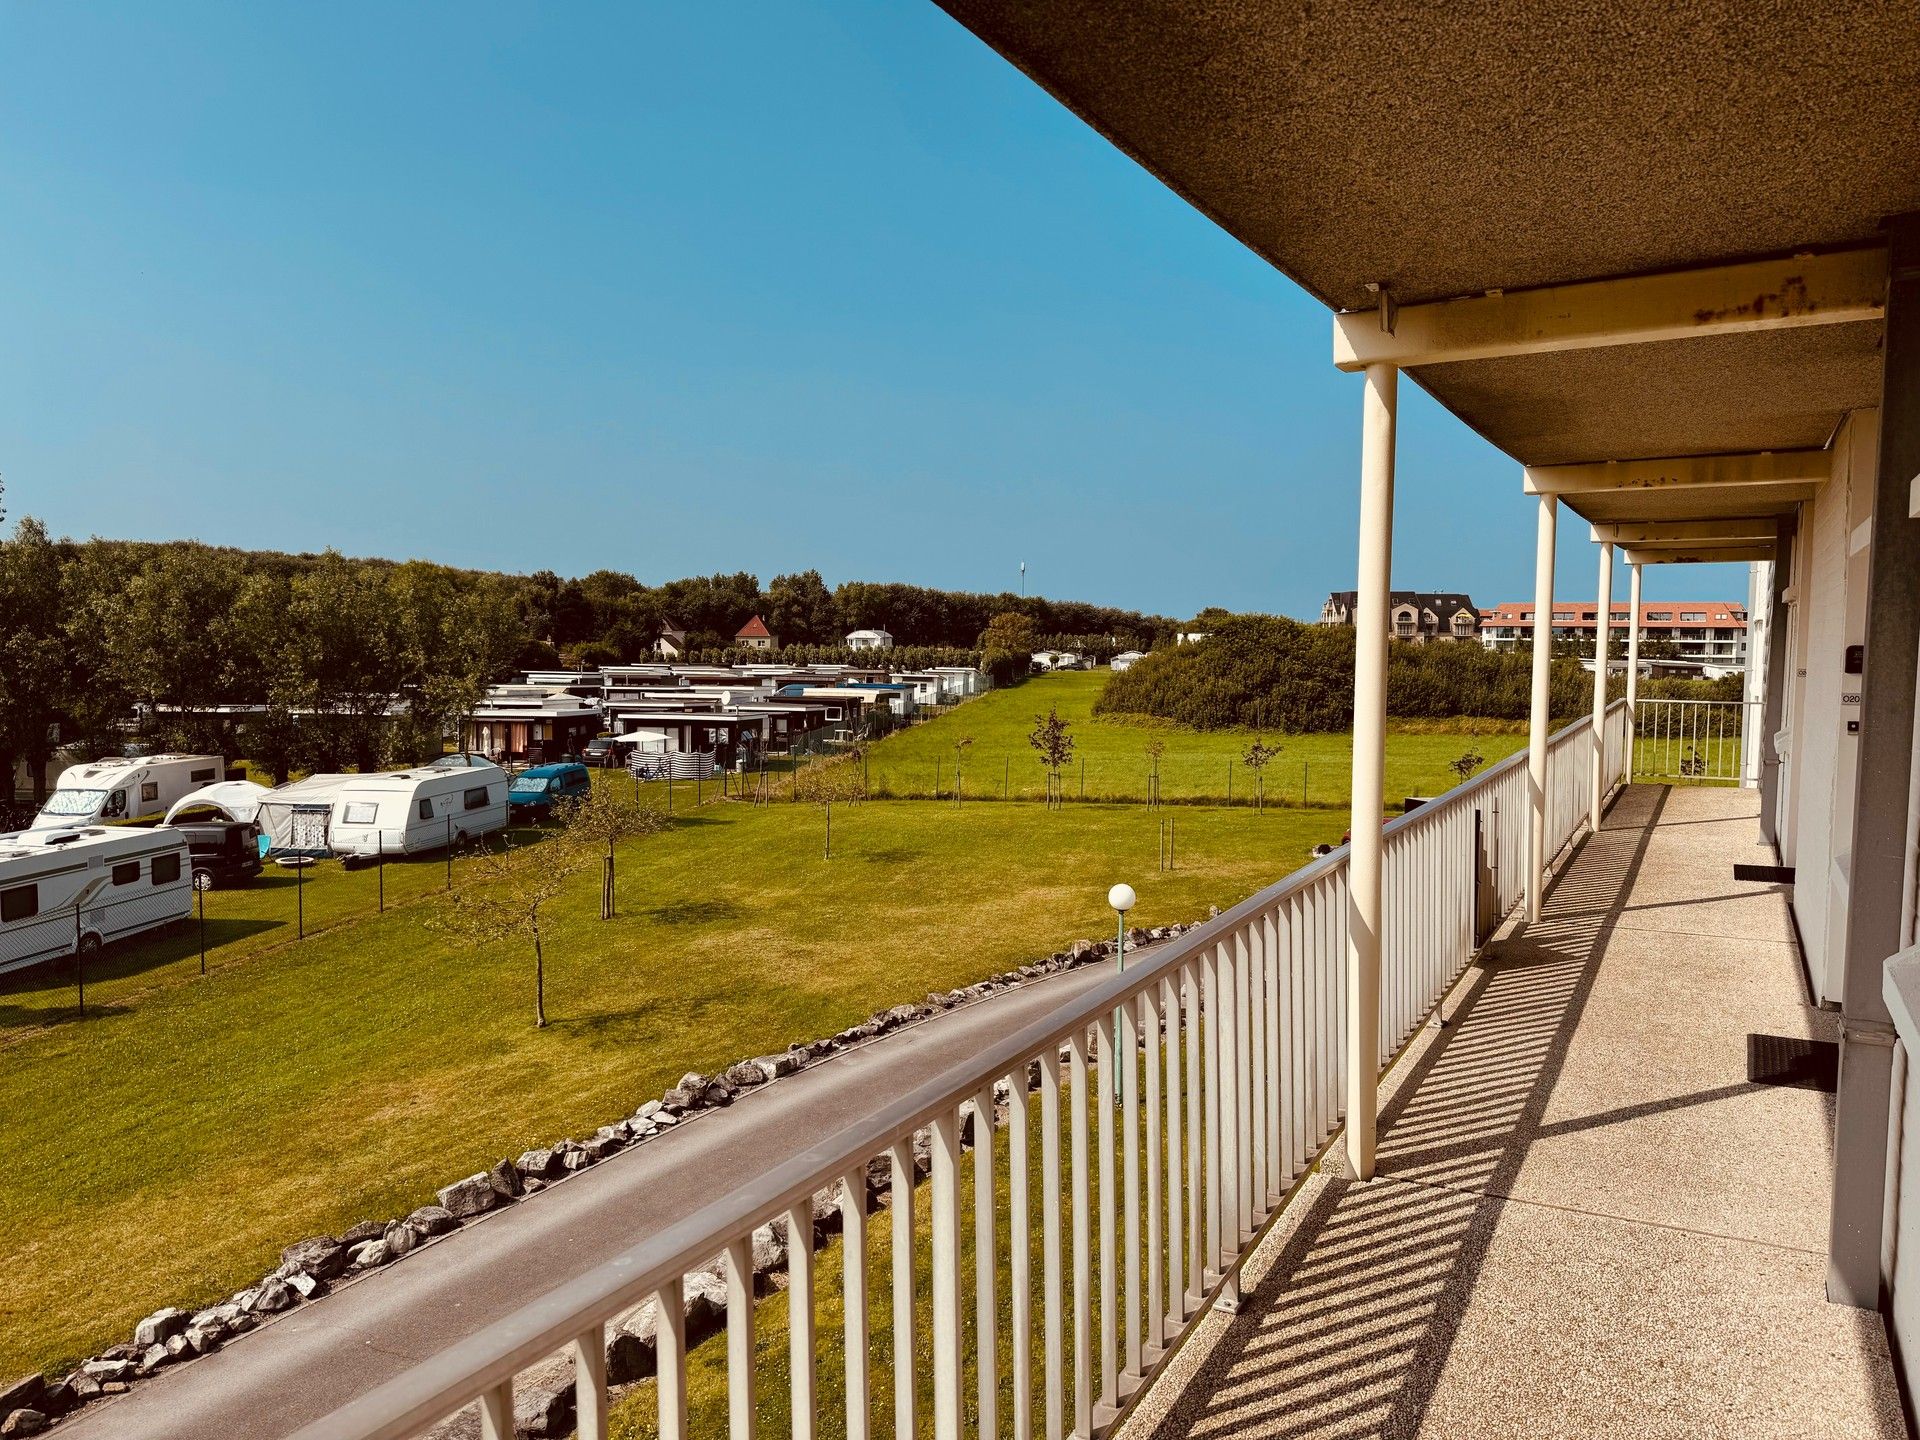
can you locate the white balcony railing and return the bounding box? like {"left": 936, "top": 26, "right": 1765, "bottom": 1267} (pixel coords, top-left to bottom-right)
{"left": 293, "top": 702, "right": 1629, "bottom": 1440}
{"left": 1631, "top": 697, "right": 1757, "bottom": 784}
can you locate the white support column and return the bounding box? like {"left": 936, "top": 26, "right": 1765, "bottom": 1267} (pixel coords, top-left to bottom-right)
{"left": 1526, "top": 495, "right": 1558, "bottom": 923}
{"left": 1625, "top": 563, "right": 1643, "bottom": 721}
{"left": 1344, "top": 360, "right": 1395, "bottom": 1182}
{"left": 1590, "top": 541, "right": 1614, "bottom": 831}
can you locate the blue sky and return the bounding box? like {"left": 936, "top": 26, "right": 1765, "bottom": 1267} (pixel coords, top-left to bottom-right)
{"left": 0, "top": 1, "right": 1746, "bottom": 620}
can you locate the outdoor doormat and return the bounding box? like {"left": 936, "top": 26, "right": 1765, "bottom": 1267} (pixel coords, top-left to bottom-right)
{"left": 1733, "top": 863, "right": 1795, "bottom": 884}
{"left": 1746, "top": 1033, "right": 1839, "bottom": 1092}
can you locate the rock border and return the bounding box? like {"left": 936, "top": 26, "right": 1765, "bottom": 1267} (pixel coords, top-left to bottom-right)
{"left": 9, "top": 918, "right": 1207, "bottom": 1435}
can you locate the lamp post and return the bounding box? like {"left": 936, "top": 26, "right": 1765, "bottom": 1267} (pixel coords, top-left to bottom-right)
{"left": 1109, "top": 882, "right": 1136, "bottom": 1099}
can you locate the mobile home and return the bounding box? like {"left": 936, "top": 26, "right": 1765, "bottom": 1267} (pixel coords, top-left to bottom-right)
{"left": 31, "top": 754, "right": 223, "bottom": 831}
{"left": 325, "top": 763, "right": 510, "bottom": 859}
{"left": 0, "top": 827, "right": 193, "bottom": 974}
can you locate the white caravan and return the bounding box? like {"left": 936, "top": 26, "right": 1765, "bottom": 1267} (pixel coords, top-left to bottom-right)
{"left": 325, "top": 763, "right": 510, "bottom": 859}
{"left": 32, "top": 755, "right": 224, "bottom": 831}
{"left": 0, "top": 827, "right": 193, "bottom": 974}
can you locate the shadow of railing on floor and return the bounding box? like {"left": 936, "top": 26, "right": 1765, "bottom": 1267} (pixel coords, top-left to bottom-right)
{"left": 1141, "top": 785, "right": 1672, "bottom": 1440}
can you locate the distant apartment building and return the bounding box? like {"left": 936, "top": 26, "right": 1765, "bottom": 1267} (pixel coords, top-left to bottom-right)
{"left": 1319, "top": 591, "right": 1481, "bottom": 643}
{"left": 1478, "top": 600, "right": 1748, "bottom": 667}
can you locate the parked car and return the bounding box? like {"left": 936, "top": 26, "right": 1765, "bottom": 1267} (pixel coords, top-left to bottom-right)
{"left": 176, "top": 820, "right": 263, "bottom": 890}
{"left": 507, "top": 763, "right": 593, "bottom": 817}
{"left": 583, "top": 737, "right": 622, "bottom": 768}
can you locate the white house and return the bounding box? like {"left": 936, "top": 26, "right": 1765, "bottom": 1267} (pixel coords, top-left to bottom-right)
{"left": 845, "top": 628, "right": 894, "bottom": 652}
{"left": 1110, "top": 650, "right": 1146, "bottom": 672}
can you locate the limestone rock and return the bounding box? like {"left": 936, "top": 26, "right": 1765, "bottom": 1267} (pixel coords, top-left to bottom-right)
{"left": 406, "top": 1204, "right": 458, "bottom": 1235}
{"left": 280, "top": 1235, "right": 349, "bottom": 1280}
{"left": 436, "top": 1173, "right": 498, "bottom": 1219}
{"left": 0, "top": 1383, "right": 42, "bottom": 1418}
{"left": 132, "top": 1306, "right": 190, "bottom": 1348}
{"left": 488, "top": 1158, "right": 524, "bottom": 1200}
{"left": 515, "top": 1382, "right": 575, "bottom": 1439}
{"left": 517, "top": 1147, "right": 561, "bottom": 1180}
{"left": 1, "top": 1409, "right": 47, "bottom": 1437}
{"left": 246, "top": 1278, "right": 297, "bottom": 1314}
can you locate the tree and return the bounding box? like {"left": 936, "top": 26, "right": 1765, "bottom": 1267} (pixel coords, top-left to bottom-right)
{"left": 796, "top": 751, "right": 866, "bottom": 858}
{"left": 1242, "top": 737, "right": 1282, "bottom": 812}
{"left": 282, "top": 552, "right": 403, "bottom": 770}
{"left": 105, "top": 542, "right": 254, "bottom": 750}
{"left": 1447, "top": 744, "right": 1486, "bottom": 785}
{"left": 557, "top": 788, "right": 668, "bottom": 919}
{"left": 1143, "top": 738, "right": 1167, "bottom": 808}
{"left": 981, "top": 611, "right": 1037, "bottom": 688}
{"left": 1028, "top": 705, "right": 1075, "bottom": 810}
{"left": 431, "top": 836, "right": 588, "bottom": 1027}
{"left": 0, "top": 518, "right": 68, "bottom": 801}
{"left": 767, "top": 570, "right": 837, "bottom": 647}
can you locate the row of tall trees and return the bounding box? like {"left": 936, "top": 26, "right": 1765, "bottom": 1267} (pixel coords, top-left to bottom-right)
{"left": 0, "top": 526, "right": 525, "bottom": 792}
{"left": 0, "top": 513, "right": 1161, "bottom": 794}
{"left": 529, "top": 566, "right": 1167, "bottom": 664}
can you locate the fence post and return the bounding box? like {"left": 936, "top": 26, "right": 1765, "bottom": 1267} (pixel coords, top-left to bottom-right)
{"left": 1004, "top": 757, "right": 1009, "bottom": 799}
{"left": 298, "top": 855, "right": 306, "bottom": 939}
{"left": 198, "top": 884, "right": 207, "bottom": 976}
{"left": 378, "top": 832, "right": 384, "bottom": 913}
{"left": 74, "top": 900, "right": 85, "bottom": 1017}
{"left": 445, "top": 817, "right": 452, "bottom": 889}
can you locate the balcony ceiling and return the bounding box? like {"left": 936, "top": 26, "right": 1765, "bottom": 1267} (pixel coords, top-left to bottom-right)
{"left": 935, "top": 1, "right": 1920, "bottom": 478}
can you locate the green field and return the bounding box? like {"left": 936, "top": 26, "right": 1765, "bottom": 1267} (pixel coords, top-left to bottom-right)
{"left": 0, "top": 795, "right": 1333, "bottom": 1380}
{"left": 866, "top": 671, "right": 1526, "bottom": 807}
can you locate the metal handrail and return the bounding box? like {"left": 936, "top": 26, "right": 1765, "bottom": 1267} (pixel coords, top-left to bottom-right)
{"left": 294, "top": 702, "right": 1627, "bottom": 1440}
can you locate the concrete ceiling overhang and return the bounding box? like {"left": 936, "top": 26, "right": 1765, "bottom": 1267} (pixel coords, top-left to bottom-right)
{"left": 935, "top": 1, "right": 1920, "bottom": 480}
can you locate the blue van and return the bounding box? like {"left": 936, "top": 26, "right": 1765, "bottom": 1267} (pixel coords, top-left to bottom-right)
{"left": 507, "top": 763, "right": 593, "bottom": 817}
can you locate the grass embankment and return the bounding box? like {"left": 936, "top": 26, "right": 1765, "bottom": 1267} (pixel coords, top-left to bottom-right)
{"left": 0, "top": 797, "right": 1325, "bottom": 1379}
{"left": 866, "top": 672, "right": 1526, "bottom": 807}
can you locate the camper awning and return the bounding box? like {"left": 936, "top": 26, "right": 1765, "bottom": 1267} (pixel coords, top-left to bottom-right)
{"left": 163, "top": 780, "right": 270, "bottom": 826}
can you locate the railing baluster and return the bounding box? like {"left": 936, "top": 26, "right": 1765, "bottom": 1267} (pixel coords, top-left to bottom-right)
{"left": 931, "top": 1108, "right": 964, "bottom": 1440}
{"left": 789, "top": 1202, "right": 816, "bottom": 1440}
{"left": 1183, "top": 962, "right": 1202, "bottom": 1311}
{"left": 842, "top": 1165, "right": 870, "bottom": 1440}
{"left": 725, "top": 1238, "right": 757, "bottom": 1440}
{"left": 1142, "top": 989, "right": 1164, "bottom": 1358}
{"left": 1069, "top": 1032, "right": 1093, "bottom": 1440}
{"left": 1264, "top": 909, "right": 1281, "bottom": 1204}
{"left": 1040, "top": 1048, "right": 1065, "bottom": 1440}
{"left": 1162, "top": 974, "right": 1185, "bottom": 1329}
{"left": 889, "top": 1139, "right": 915, "bottom": 1440}
{"left": 478, "top": 1381, "right": 514, "bottom": 1440}
{"left": 1097, "top": 1016, "right": 1117, "bottom": 1409}
{"left": 657, "top": 1279, "right": 688, "bottom": 1440}
{"left": 1240, "top": 924, "right": 1261, "bottom": 1230}
{"left": 575, "top": 1323, "right": 609, "bottom": 1440}
{"left": 1009, "top": 1066, "right": 1033, "bottom": 1440}
{"left": 1121, "top": 991, "right": 1142, "bottom": 1383}
{"left": 973, "top": 1085, "right": 998, "bottom": 1440}
{"left": 1220, "top": 937, "right": 1243, "bottom": 1252}
{"left": 1201, "top": 946, "right": 1222, "bottom": 1283}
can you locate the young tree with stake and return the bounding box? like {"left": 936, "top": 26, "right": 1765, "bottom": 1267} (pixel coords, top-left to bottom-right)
{"left": 1242, "top": 737, "right": 1281, "bottom": 813}
{"left": 1029, "top": 705, "right": 1075, "bottom": 810}
{"left": 431, "top": 837, "right": 586, "bottom": 1028}
{"left": 556, "top": 788, "right": 669, "bottom": 920}
{"left": 796, "top": 750, "right": 866, "bottom": 858}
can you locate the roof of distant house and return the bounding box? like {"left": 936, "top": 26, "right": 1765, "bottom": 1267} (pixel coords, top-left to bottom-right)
{"left": 735, "top": 615, "right": 772, "bottom": 640}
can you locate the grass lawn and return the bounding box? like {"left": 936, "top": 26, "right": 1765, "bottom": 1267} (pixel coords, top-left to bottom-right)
{"left": 865, "top": 672, "right": 1528, "bottom": 808}
{"left": 0, "top": 796, "right": 1334, "bottom": 1380}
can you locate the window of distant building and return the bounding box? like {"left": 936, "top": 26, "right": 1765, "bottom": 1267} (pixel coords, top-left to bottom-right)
{"left": 1553, "top": 611, "right": 1574, "bottom": 621}
{"left": 1680, "top": 611, "right": 1705, "bottom": 622}
{"left": 1647, "top": 611, "right": 1672, "bottom": 621}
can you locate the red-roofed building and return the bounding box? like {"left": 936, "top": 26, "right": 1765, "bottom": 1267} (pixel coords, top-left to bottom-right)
{"left": 734, "top": 615, "right": 776, "bottom": 651}
{"left": 1478, "top": 600, "right": 1747, "bottom": 667}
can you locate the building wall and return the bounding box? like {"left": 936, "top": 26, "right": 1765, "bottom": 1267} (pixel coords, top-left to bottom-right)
{"left": 1786, "top": 409, "right": 1878, "bottom": 1003}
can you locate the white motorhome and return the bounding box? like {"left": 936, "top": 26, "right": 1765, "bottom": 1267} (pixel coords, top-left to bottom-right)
{"left": 0, "top": 827, "right": 193, "bottom": 974}
{"left": 325, "top": 763, "right": 510, "bottom": 859}
{"left": 32, "top": 755, "right": 224, "bottom": 831}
